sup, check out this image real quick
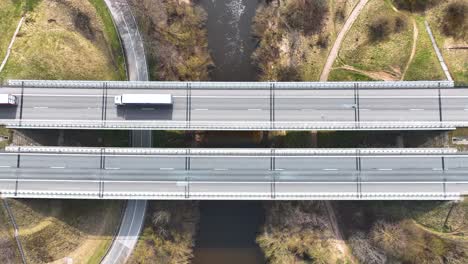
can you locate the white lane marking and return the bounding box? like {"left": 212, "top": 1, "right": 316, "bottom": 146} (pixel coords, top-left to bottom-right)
{"left": 323, "top": 168, "right": 338, "bottom": 171}
{"left": 214, "top": 168, "right": 228, "bottom": 171}
{"left": 34, "top": 106, "right": 48, "bottom": 109}
{"left": 88, "top": 107, "right": 100, "bottom": 110}
{"left": 378, "top": 168, "right": 393, "bottom": 171}
{"left": 410, "top": 108, "right": 424, "bottom": 111}
{"left": 247, "top": 109, "right": 262, "bottom": 111}
{"left": 50, "top": 166, "right": 65, "bottom": 169}
{"left": 360, "top": 108, "right": 370, "bottom": 111}
{"left": 464, "top": 109, "right": 468, "bottom": 111}
{"left": 301, "top": 109, "right": 316, "bottom": 111}
{"left": 432, "top": 168, "right": 443, "bottom": 171}
{"left": 106, "top": 167, "right": 120, "bottom": 170}
{"left": 195, "top": 108, "right": 209, "bottom": 111}
{"left": 275, "top": 168, "right": 284, "bottom": 171}
{"left": 141, "top": 108, "right": 155, "bottom": 111}
{"left": 0, "top": 165, "right": 12, "bottom": 168}
{"left": 159, "top": 168, "right": 174, "bottom": 170}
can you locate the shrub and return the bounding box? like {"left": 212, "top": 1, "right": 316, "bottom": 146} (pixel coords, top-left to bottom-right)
{"left": 283, "top": 0, "right": 328, "bottom": 35}
{"left": 368, "top": 16, "right": 407, "bottom": 42}
{"left": 392, "top": 0, "right": 439, "bottom": 12}
{"left": 441, "top": 1, "right": 467, "bottom": 40}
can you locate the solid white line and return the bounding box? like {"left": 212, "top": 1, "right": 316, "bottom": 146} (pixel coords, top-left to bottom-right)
{"left": 464, "top": 109, "right": 468, "bottom": 111}
{"left": 106, "top": 167, "right": 120, "bottom": 170}
{"left": 159, "top": 168, "right": 174, "bottom": 170}
{"left": 0, "top": 165, "right": 12, "bottom": 168}
{"left": 214, "top": 168, "right": 228, "bottom": 171}
{"left": 50, "top": 166, "right": 65, "bottom": 169}
{"left": 378, "top": 168, "right": 393, "bottom": 171}
{"left": 195, "top": 109, "right": 209, "bottom": 111}
{"left": 410, "top": 109, "right": 424, "bottom": 111}
{"left": 323, "top": 168, "right": 338, "bottom": 171}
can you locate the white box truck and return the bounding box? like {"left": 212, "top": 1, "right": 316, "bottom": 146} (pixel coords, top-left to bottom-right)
{"left": 114, "top": 94, "right": 173, "bottom": 106}
{"left": 0, "top": 94, "right": 17, "bottom": 106}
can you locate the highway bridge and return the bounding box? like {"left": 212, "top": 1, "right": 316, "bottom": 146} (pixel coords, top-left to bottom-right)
{"left": 1, "top": 80, "right": 467, "bottom": 131}
{"left": 1, "top": 146, "right": 467, "bottom": 200}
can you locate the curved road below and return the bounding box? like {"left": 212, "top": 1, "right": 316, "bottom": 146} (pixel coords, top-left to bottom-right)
{"left": 102, "top": 0, "right": 149, "bottom": 263}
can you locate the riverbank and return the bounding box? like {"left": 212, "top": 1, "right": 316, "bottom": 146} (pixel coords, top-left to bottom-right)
{"left": 128, "top": 0, "right": 212, "bottom": 81}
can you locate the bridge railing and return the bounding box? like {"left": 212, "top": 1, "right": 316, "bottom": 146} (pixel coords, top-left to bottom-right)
{"left": 0, "top": 119, "right": 462, "bottom": 130}
{"left": 6, "top": 80, "right": 455, "bottom": 89}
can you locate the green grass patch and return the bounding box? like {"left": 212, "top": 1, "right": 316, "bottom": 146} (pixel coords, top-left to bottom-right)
{"left": 88, "top": 0, "right": 126, "bottom": 80}
{"left": 334, "top": 0, "right": 413, "bottom": 75}
{"left": 328, "top": 68, "right": 375, "bottom": 81}
{"left": 404, "top": 17, "right": 445, "bottom": 80}
{"left": 0, "top": 0, "right": 123, "bottom": 81}
{"left": 0, "top": 0, "right": 23, "bottom": 61}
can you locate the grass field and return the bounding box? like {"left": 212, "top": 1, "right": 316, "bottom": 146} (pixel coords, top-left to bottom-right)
{"left": 9, "top": 199, "right": 122, "bottom": 264}
{"left": 0, "top": 0, "right": 125, "bottom": 81}
{"left": 0, "top": 201, "right": 22, "bottom": 264}
{"left": 330, "top": 0, "right": 413, "bottom": 81}
{"left": 403, "top": 16, "right": 445, "bottom": 80}
{"left": 425, "top": 0, "right": 468, "bottom": 84}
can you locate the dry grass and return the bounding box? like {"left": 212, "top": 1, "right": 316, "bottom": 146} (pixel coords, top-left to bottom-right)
{"left": 0, "top": 0, "right": 125, "bottom": 81}
{"left": 425, "top": 0, "right": 468, "bottom": 84}
{"left": 337, "top": 201, "right": 468, "bottom": 263}
{"left": 257, "top": 201, "right": 351, "bottom": 264}
{"left": 0, "top": 0, "right": 23, "bottom": 61}
{"left": 129, "top": 0, "right": 212, "bottom": 81}
{"left": 128, "top": 201, "right": 199, "bottom": 264}
{"left": 330, "top": 0, "right": 414, "bottom": 81}
{"left": 253, "top": 0, "right": 359, "bottom": 81}
{"left": 0, "top": 201, "right": 22, "bottom": 264}
{"left": 9, "top": 199, "right": 122, "bottom": 264}
{"left": 403, "top": 16, "right": 445, "bottom": 80}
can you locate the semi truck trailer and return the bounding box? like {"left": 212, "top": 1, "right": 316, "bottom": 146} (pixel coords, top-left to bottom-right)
{"left": 0, "top": 94, "right": 17, "bottom": 105}
{"left": 114, "top": 94, "right": 173, "bottom": 106}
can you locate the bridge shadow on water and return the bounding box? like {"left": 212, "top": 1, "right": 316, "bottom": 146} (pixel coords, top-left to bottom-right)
{"left": 193, "top": 201, "right": 266, "bottom": 264}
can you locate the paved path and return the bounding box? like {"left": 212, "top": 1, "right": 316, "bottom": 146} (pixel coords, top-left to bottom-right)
{"left": 0, "top": 16, "right": 25, "bottom": 73}
{"left": 319, "top": 0, "right": 369, "bottom": 81}
{"left": 101, "top": 0, "right": 149, "bottom": 263}
{"left": 425, "top": 20, "right": 453, "bottom": 81}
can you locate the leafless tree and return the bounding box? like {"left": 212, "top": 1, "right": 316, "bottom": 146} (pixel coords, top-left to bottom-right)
{"left": 349, "top": 231, "right": 387, "bottom": 264}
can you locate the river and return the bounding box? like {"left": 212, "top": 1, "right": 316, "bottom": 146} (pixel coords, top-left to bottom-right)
{"left": 192, "top": 1, "right": 265, "bottom": 263}
{"left": 199, "top": 0, "right": 259, "bottom": 81}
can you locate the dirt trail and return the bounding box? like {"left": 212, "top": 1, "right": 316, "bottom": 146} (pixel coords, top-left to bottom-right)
{"left": 338, "top": 64, "right": 399, "bottom": 80}
{"left": 401, "top": 18, "right": 418, "bottom": 80}
{"left": 319, "top": 0, "right": 369, "bottom": 81}
{"left": 324, "top": 201, "right": 356, "bottom": 263}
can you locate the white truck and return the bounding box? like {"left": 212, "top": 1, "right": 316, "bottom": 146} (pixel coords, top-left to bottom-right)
{"left": 0, "top": 94, "right": 17, "bottom": 106}
{"left": 114, "top": 94, "right": 173, "bottom": 106}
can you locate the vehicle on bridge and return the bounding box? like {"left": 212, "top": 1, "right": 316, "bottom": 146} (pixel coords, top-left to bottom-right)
{"left": 0, "top": 94, "right": 17, "bottom": 106}
{"left": 114, "top": 94, "right": 173, "bottom": 106}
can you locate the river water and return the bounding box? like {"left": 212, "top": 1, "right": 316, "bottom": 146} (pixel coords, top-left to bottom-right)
{"left": 199, "top": 0, "right": 259, "bottom": 81}
{"left": 192, "top": 1, "right": 265, "bottom": 263}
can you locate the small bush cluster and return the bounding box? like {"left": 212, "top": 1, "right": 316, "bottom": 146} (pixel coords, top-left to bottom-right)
{"left": 392, "top": 0, "right": 439, "bottom": 12}
{"left": 368, "top": 16, "right": 407, "bottom": 42}
{"left": 283, "top": 0, "right": 328, "bottom": 35}
{"left": 441, "top": 1, "right": 467, "bottom": 40}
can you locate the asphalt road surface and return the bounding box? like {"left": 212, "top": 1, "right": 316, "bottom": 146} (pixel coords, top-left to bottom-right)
{"left": 1, "top": 148, "right": 466, "bottom": 200}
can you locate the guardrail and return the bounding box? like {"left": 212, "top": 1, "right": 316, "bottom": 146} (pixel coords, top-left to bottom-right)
{"left": 6, "top": 80, "right": 455, "bottom": 89}
{"left": 4, "top": 146, "right": 459, "bottom": 155}
{"left": 0, "top": 120, "right": 462, "bottom": 130}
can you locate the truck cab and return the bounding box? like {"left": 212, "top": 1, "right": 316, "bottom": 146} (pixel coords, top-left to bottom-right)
{"left": 0, "top": 94, "right": 17, "bottom": 106}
